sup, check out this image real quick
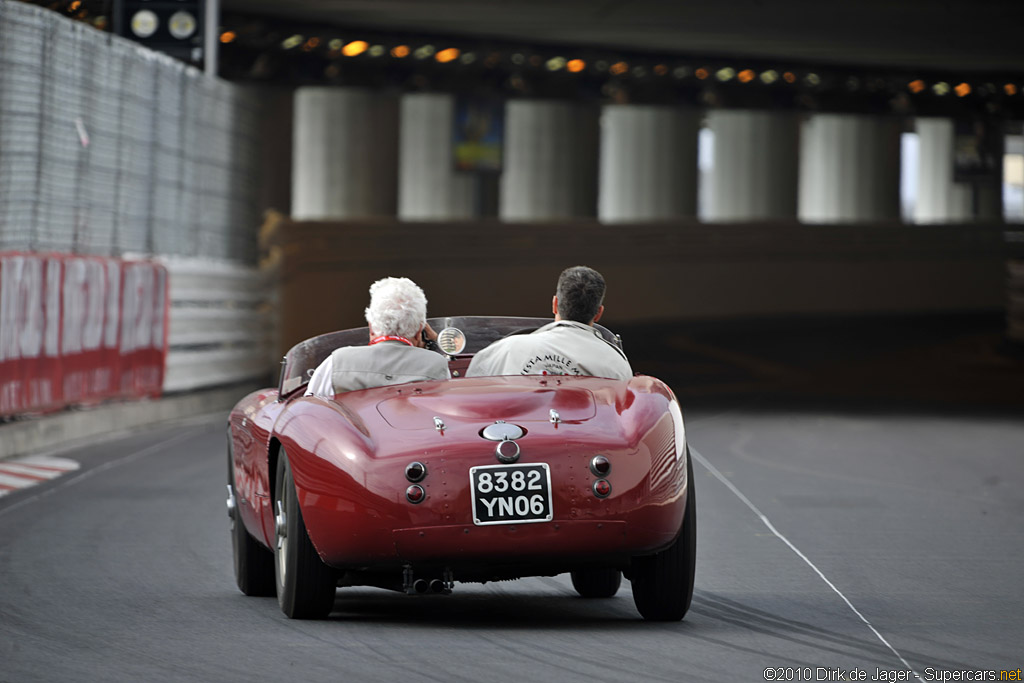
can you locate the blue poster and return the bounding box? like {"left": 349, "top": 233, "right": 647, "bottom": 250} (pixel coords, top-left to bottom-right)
{"left": 453, "top": 97, "right": 504, "bottom": 172}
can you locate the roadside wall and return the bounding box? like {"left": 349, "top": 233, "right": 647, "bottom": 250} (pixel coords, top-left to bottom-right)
{"left": 263, "top": 215, "right": 1013, "bottom": 355}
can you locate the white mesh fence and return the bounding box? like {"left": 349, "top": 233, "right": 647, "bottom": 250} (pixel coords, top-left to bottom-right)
{"left": 0, "top": 1, "right": 261, "bottom": 262}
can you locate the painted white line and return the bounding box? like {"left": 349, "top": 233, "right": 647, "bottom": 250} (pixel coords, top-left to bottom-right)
{"left": 690, "top": 446, "right": 920, "bottom": 676}
{"left": 0, "top": 429, "right": 200, "bottom": 515}
{"left": 0, "top": 456, "right": 81, "bottom": 497}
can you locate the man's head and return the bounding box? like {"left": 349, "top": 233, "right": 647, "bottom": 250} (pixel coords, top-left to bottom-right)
{"left": 365, "top": 277, "right": 428, "bottom": 341}
{"left": 553, "top": 266, "right": 606, "bottom": 325}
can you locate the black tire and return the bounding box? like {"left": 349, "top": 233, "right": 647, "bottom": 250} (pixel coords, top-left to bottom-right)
{"left": 570, "top": 568, "right": 622, "bottom": 598}
{"left": 229, "top": 433, "right": 275, "bottom": 597}
{"left": 630, "top": 449, "right": 696, "bottom": 621}
{"left": 274, "top": 450, "right": 338, "bottom": 619}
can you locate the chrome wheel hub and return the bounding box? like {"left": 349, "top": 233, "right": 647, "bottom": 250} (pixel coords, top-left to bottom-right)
{"left": 275, "top": 499, "right": 288, "bottom": 580}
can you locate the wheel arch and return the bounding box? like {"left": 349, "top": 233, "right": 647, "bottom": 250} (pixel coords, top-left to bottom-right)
{"left": 268, "top": 437, "right": 283, "bottom": 499}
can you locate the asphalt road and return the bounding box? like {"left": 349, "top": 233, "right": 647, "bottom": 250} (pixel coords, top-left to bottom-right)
{"left": 2, "top": 395, "right": 1021, "bottom": 682}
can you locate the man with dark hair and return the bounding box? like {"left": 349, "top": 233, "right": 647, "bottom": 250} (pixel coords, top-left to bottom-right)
{"left": 466, "top": 266, "right": 633, "bottom": 380}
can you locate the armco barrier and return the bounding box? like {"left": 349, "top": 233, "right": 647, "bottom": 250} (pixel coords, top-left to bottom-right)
{"left": 0, "top": 252, "right": 168, "bottom": 417}
{"left": 161, "top": 258, "right": 276, "bottom": 393}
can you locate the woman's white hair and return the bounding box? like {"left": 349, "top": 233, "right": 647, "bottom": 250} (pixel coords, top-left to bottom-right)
{"left": 364, "top": 277, "right": 428, "bottom": 340}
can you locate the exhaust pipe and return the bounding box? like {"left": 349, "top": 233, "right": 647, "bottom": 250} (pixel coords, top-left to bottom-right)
{"left": 412, "top": 579, "right": 430, "bottom": 594}
{"left": 429, "top": 579, "right": 446, "bottom": 594}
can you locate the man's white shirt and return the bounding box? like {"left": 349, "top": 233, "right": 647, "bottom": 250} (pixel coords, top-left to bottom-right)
{"left": 466, "top": 320, "right": 632, "bottom": 380}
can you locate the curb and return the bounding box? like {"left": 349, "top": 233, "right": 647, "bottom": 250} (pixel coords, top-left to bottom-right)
{"left": 0, "top": 383, "right": 259, "bottom": 461}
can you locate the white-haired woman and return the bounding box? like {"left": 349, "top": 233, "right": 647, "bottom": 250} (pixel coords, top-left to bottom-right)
{"left": 306, "top": 277, "right": 449, "bottom": 397}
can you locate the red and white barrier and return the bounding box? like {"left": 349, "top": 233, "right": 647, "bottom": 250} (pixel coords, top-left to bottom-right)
{"left": 0, "top": 253, "right": 168, "bottom": 417}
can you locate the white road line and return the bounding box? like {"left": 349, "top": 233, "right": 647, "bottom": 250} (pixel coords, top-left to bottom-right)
{"left": 690, "top": 446, "right": 920, "bottom": 676}
{"left": 0, "top": 456, "right": 80, "bottom": 497}
{"left": 0, "top": 428, "right": 200, "bottom": 515}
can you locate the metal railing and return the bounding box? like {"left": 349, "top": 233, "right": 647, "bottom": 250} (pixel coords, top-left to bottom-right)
{"left": 0, "top": 0, "right": 262, "bottom": 263}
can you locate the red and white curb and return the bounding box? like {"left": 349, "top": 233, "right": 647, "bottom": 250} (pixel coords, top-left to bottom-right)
{"left": 0, "top": 456, "right": 81, "bottom": 497}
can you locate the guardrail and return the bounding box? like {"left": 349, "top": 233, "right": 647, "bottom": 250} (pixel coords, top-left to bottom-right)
{"left": 1010, "top": 260, "right": 1024, "bottom": 344}
{"left": 162, "top": 258, "right": 276, "bottom": 393}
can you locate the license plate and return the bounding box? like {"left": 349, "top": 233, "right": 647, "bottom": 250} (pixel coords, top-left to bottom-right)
{"left": 469, "top": 463, "right": 553, "bottom": 526}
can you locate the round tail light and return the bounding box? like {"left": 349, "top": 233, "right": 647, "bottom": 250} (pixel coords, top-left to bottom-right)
{"left": 405, "top": 461, "right": 427, "bottom": 482}
{"left": 593, "top": 479, "right": 611, "bottom": 498}
{"left": 590, "top": 455, "right": 611, "bottom": 476}
{"left": 406, "top": 485, "right": 425, "bottom": 503}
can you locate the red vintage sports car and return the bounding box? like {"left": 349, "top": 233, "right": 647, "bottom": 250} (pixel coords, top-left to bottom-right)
{"left": 227, "top": 316, "right": 695, "bottom": 621}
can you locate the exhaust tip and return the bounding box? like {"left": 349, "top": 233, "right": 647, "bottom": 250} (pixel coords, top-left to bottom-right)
{"left": 413, "top": 579, "right": 429, "bottom": 594}
{"left": 429, "top": 579, "right": 446, "bottom": 594}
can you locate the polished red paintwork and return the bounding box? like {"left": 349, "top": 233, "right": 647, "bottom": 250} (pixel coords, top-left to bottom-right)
{"left": 229, "top": 371, "right": 688, "bottom": 577}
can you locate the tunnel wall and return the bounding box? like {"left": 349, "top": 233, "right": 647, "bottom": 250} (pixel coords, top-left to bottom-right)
{"left": 262, "top": 215, "right": 1012, "bottom": 355}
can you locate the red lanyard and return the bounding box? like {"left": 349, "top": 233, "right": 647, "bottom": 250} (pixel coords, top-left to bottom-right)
{"left": 369, "top": 335, "right": 414, "bottom": 347}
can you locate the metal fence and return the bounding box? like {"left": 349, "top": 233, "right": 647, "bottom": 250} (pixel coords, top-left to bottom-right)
{"left": 0, "top": 0, "right": 262, "bottom": 262}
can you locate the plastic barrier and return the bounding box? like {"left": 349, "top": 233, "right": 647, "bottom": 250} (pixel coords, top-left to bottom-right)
{"left": 0, "top": 252, "right": 168, "bottom": 417}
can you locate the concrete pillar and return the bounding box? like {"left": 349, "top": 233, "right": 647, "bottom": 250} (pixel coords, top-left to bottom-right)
{"left": 598, "top": 105, "right": 699, "bottom": 222}
{"left": 704, "top": 110, "right": 799, "bottom": 221}
{"left": 500, "top": 100, "right": 598, "bottom": 221}
{"left": 799, "top": 113, "right": 901, "bottom": 222}
{"left": 291, "top": 87, "right": 398, "bottom": 219}
{"left": 398, "top": 93, "right": 479, "bottom": 220}
{"left": 914, "top": 117, "right": 1004, "bottom": 223}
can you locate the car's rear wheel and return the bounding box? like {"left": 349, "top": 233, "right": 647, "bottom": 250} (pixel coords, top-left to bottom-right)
{"left": 229, "top": 432, "right": 275, "bottom": 597}
{"left": 630, "top": 449, "right": 696, "bottom": 621}
{"left": 274, "top": 449, "right": 338, "bottom": 619}
{"left": 570, "top": 569, "right": 622, "bottom": 598}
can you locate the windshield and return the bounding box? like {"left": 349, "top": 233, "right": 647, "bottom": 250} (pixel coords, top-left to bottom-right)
{"left": 278, "top": 316, "right": 622, "bottom": 396}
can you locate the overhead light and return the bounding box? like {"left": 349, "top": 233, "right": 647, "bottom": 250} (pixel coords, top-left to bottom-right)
{"left": 546, "top": 56, "right": 566, "bottom": 71}
{"left": 328, "top": 38, "right": 343, "bottom": 51}
{"left": 435, "top": 48, "right": 460, "bottom": 63}
{"left": 368, "top": 44, "right": 385, "bottom": 57}
{"left": 908, "top": 79, "right": 926, "bottom": 94}
{"left": 955, "top": 82, "right": 971, "bottom": 97}
{"left": 783, "top": 71, "right": 796, "bottom": 83}
{"left": 567, "top": 58, "right": 585, "bottom": 73}
{"left": 738, "top": 69, "right": 755, "bottom": 83}
{"left": 460, "top": 52, "right": 476, "bottom": 64}
{"left": 342, "top": 40, "right": 368, "bottom": 57}
{"left": 130, "top": 9, "right": 159, "bottom": 39}
{"left": 609, "top": 61, "right": 628, "bottom": 75}
{"left": 219, "top": 31, "right": 236, "bottom": 44}
{"left": 414, "top": 45, "right": 435, "bottom": 59}
{"left": 716, "top": 67, "right": 735, "bottom": 82}
{"left": 390, "top": 44, "right": 410, "bottom": 58}
{"left": 760, "top": 70, "right": 778, "bottom": 84}
{"left": 653, "top": 64, "right": 668, "bottom": 76}
{"left": 281, "top": 34, "right": 303, "bottom": 50}
{"left": 695, "top": 68, "right": 709, "bottom": 80}
{"left": 1006, "top": 84, "right": 1019, "bottom": 96}
{"left": 804, "top": 73, "right": 821, "bottom": 86}
{"left": 933, "top": 81, "right": 950, "bottom": 96}
{"left": 167, "top": 11, "right": 196, "bottom": 40}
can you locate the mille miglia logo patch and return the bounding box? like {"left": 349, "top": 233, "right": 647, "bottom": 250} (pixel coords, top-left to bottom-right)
{"left": 520, "top": 354, "right": 582, "bottom": 376}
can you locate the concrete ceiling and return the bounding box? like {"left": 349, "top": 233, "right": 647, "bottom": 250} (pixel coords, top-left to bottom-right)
{"left": 222, "top": 0, "right": 1024, "bottom": 74}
